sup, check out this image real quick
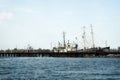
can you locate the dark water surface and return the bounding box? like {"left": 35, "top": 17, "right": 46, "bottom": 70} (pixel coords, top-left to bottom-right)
{"left": 0, "top": 57, "right": 120, "bottom": 80}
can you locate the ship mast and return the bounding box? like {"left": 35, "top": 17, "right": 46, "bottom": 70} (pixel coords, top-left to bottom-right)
{"left": 105, "top": 40, "right": 107, "bottom": 47}
{"left": 91, "top": 24, "right": 95, "bottom": 48}
{"left": 83, "top": 26, "right": 87, "bottom": 50}
{"left": 63, "top": 32, "right": 66, "bottom": 47}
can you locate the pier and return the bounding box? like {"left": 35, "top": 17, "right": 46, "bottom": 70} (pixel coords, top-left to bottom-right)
{"left": 0, "top": 52, "right": 120, "bottom": 57}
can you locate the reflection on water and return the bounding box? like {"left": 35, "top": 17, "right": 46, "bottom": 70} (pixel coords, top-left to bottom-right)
{"left": 0, "top": 57, "right": 120, "bottom": 80}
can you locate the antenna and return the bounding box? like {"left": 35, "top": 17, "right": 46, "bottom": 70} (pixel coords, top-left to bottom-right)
{"left": 83, "top": 26, "right": 86, "bottom": 49}
{"left": 91, "top": 24, "right": 95, "bottom": 48}
{"left": 63, "top": 31, "right": 66, "bottom": 47}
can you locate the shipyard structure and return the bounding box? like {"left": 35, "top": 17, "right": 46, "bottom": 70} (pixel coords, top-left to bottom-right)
{"left": 0, "top": 24, "right": 120, "bottom": 57}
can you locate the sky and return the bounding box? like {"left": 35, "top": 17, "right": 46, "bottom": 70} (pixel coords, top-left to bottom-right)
{"left": 0, "top": 0, "right": 120, "bottom": 50}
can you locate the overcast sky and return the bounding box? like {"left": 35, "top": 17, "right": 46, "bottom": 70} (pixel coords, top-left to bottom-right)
{"left": 0, "top": 0, "right": 120, "bottom": 50}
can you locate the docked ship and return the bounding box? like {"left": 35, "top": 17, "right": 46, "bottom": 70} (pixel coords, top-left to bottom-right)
{"left": 53, "top": 32, "right": 78, "bottom": 53}
{"left": 52, "top": 24, "right": 109, "bottom": 53}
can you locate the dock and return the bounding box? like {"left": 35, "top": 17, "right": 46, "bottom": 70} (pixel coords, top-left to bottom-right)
{"left": 0, "top": 52, "right": 120, "bottom": 57}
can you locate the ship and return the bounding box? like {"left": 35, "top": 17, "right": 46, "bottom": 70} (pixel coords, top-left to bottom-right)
{"left": 52, "top": 24, "right": 110, "bottom": 53}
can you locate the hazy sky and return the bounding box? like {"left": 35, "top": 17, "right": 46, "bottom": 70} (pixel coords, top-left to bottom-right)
{"left": 0, "top": 0, "right": 120, "bottom": 50}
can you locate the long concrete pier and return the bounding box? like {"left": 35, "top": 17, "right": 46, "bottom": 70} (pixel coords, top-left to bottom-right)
{"left": 0, "top": 52, "right": 120, "bottom": 57}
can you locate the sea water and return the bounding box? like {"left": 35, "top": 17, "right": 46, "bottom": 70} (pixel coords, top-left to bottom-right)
{"left": 0, "top": 57, "right": 120, "bottom": 80}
